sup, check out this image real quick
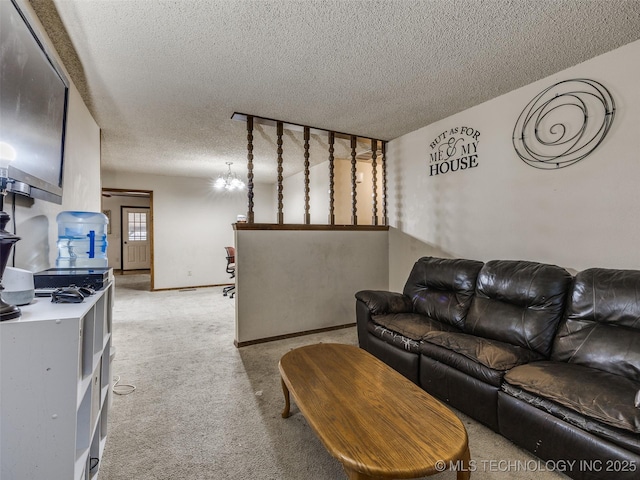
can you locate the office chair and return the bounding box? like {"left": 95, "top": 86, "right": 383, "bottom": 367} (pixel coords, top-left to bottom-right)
{"left": 223, "top": 246, "right": 235, "bottom": 298}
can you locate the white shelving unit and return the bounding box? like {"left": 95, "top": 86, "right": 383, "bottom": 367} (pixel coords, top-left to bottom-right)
{"left": 1, "top": 282, "right": 113, "bottom": 480}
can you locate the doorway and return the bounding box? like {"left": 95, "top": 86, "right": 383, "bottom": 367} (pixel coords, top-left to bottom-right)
{"left": 122, "top": 207, "right": 151, "bottom": 270}
{"left": 102, "top": 188, "right": 154, "bottom": 290}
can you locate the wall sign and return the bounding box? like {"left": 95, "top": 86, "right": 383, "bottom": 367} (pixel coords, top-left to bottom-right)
{"left": 428, "top": 126, "right": 480, "bottom": 176}
{"left": 512, "top": 78, "right": 615, "bottom": 170}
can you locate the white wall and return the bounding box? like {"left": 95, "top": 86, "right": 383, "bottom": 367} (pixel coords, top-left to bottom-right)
{"left": 387, "top": 40, "right": 640, "bottom": 291}
{"left": 101, "top": 171, "right": 274, "bottom": 289}
{"left": 234, "top": 228, "right": 389, "bottom": 344}
{"left": 8, "top": 1, "right": 101, "bottom": 274}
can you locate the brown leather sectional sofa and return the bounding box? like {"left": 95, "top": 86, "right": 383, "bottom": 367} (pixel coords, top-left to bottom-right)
{"left": 355, "top": 257, "right": 640, "bottom": 480}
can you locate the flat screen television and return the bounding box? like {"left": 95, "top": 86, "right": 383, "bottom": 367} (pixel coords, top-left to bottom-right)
{"left": 0, "top": 0, "right": 69, "bottom": 204}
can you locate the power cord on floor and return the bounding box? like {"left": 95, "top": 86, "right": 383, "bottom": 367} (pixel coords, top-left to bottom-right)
{"left": 112, "top": 375, "right": 136, "bottom": 395}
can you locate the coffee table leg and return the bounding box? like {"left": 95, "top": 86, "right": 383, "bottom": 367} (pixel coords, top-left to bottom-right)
{"left": 281, "top": 377, "right": 291, "bottom": 418}
{"left": 456, "top": 445, "right": 471, "bottom": 480}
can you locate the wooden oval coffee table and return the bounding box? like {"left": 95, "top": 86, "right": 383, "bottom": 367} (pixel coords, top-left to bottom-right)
{"left": 279, "top": 343, "right": 471, "bottom": 480}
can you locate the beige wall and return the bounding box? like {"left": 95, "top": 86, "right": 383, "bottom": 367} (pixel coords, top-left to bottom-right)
{"left": 281, "top": 161, "right": 330, "bottom": 224}
{"left": 387, "top": 39, "right": 640, "bottom": 287}
{"left": 388, "top": 228, "right": 455, "bottom": 292}
{"left": 101, "top": 171, "right": 275, "bottom": 289}
{"left": 282, "top": 158, "right": 385, "bottom": 225}
{"left": 234, "top": 228, "right": 388, "bottom": 344}
{"left": 333, "top": 159, "right": 384, "bottom": 226}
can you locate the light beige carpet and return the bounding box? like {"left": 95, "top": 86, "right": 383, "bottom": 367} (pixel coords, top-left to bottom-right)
{"left": 99, "top": 274, "right": 568, "bottom": 480}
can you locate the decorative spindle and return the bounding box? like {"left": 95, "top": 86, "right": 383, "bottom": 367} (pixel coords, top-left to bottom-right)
{"left": 328, "top": 132, "right": 335, "bottom": 225}
{"left": 246, "top": 116, "right": 255, "bottom": 224}
{"left": 371, "top": 139, "right": 378, "bottom": 226}
{"left": 277, "top": 121, "right": 284, "bottom": 224}
{"left": 303, "top": 126, "right": 310, "bottom": 225}
{"left": 381, "top": 141, "right": 388, "bottom": 225}
{"left": 350, "top": 135, "right": 357, "bottom": 225}
{"left": 231, "top": 112, "right": 392, "bottom": 229}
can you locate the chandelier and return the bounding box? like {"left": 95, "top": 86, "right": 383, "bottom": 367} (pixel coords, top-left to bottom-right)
{"left": 214, "top": 162, "right": 245, "bottom": 191}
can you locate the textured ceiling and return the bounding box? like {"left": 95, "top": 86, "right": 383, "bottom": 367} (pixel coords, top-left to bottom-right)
{"left": 29, "top": 0, "right": 640, "bottom": 183}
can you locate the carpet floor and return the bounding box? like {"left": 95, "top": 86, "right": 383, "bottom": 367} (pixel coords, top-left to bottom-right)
{"left": 99, "top": 274, "right": 568, "bottom": 480}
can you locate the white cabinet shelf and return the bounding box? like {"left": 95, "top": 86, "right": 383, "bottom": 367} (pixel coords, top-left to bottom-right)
{"left": 1, "top": 282, "right": 113, "bottom": 480}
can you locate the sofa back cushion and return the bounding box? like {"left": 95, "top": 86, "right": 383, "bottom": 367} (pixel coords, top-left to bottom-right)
{"left": 403, "top": 257, "right": 484, "bottom": 329}
{"left": 465, "top": 260, "right": 572, "bottom": 357}
{"left": 552, "top": 268, "right": 640, "bottom": 381}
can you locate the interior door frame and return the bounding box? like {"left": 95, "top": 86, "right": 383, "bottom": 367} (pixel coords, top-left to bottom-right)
{"left": 102, "top": 188, "right": 155, "bottom": 290}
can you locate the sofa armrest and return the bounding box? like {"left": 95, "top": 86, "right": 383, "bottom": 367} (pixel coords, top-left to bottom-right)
{"left": 355, "top": 290, "right": 412, "bottom": 315}
{"left": 355, "top": 291, "right": 412, "bottom": 351}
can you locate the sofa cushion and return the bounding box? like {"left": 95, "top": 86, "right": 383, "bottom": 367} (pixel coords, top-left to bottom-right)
{"left": 403, "top": 257, "right": 484, "bottom": 330}
{"left": 372, "top": 313, "right": 459, "bottom": 340}
{"left": 504, "top": 361, "right": 640, "bottom": 434}
{"left": 501, "top": 383, "right": 640, "bottom": 455}
{"left": 421, "top": 332, "right": 545, "bottom": 387}
{"left": 421, "top": 343, "right": 502, "bottom": 387}
{"left": 465, "top": 260, "right": 572, "bottom": 357}
{"left": 551, "top": 268, "right": 640, "bottom": 382}
{"left": 423, "top": 331, "right": 545, "bottom": 370}
{"left": 367, "top": 321, "right": 422, "bottom": 353}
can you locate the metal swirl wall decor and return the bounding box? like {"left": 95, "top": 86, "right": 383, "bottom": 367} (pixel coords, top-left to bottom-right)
{"left": 512, "top": 78, "right": 615, "bottom": 169}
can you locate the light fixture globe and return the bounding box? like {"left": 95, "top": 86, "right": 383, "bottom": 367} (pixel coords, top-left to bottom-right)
{"left": 214, "top": 162, "right": 245, "bottom": 191}
{"left": 213, "top": 177, "right": 227, "bottom": 190}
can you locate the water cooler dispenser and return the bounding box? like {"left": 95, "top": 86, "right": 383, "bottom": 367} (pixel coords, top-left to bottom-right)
{"left": 56, "top": 211, "right": 109, "bottom": 268}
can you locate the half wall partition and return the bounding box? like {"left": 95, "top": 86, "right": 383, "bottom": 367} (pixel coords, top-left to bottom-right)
{"left": 230, "top": 114, "right": 390, "bottom": 346}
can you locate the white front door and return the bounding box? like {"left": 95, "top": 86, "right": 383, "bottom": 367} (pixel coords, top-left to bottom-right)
{"left": 122, "top": 207, "right": 151, "bottom": 270}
